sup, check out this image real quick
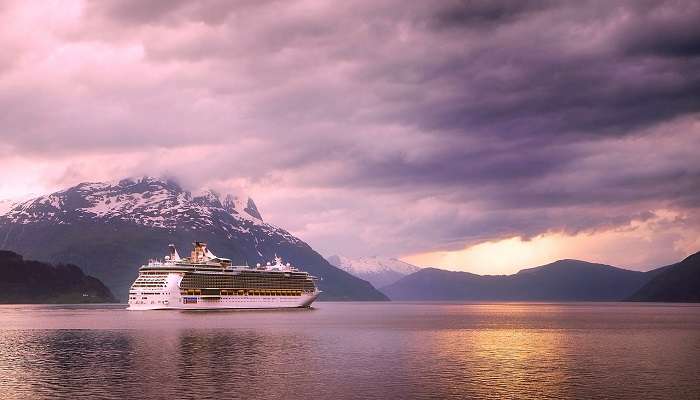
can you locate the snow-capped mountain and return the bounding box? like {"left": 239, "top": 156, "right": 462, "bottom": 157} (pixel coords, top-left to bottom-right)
{"left": 1, "top": 177, "right": 275, "bottom": 238}
{"left": 326, "top": 255, "right": 421, "bottom": 289}
{"left": 0, "top": 177, "right": 387, "bottom": 301}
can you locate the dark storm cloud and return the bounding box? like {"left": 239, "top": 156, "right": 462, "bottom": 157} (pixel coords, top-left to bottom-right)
{"left": 359, "top": 4, "right": 700, "bottom": 143}
{"left": 430, "top": 0, "right": 553, "bottom": 29}
{"left": 618, "top": 1, "right": 700, "bottom": 58}
{"left": 1, "top": 0, "right": 699, "bottom": 259}
{"left": 413, "top": 54, "right": 700, "bottom": 139}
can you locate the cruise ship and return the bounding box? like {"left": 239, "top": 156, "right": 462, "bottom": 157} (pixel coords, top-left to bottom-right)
{"left": 127, "top": 242, "right": 320, "bottom": 310}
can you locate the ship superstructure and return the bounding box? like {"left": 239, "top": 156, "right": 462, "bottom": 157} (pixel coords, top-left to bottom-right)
{"left": 127, "top": 242, "right": 320, "bottom": 310}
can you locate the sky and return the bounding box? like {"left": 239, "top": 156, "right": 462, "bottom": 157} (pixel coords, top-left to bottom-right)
{"left": 0, "top": 0, "right": 699, "bottom": 274}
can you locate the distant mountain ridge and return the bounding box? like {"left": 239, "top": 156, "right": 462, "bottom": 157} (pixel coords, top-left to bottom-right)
{"left": 0, "top": 250, "right": 115, "bottom": 303}
{"left": 628, "top": 251, "right": 700, "bottom": 302}
{"left": 381, "top": 259, "right": 657, "bottom": 301}
{"left": 327, "top": 255, "right": 421, "bottom": 288}
{"left": 0, "top": 177, "right": 387, "bottom": 302}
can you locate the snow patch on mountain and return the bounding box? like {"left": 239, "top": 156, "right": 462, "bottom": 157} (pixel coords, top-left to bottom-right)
{"left": 328, "top": 255, "right": 421, "bottom": 274}
{"left": 0, "top": 177, "right": 300, "bottom": 244}
{"left": 327, "top": 255, "right": 421, "bottom": 288}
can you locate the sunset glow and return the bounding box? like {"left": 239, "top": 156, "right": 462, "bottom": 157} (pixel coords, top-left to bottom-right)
{"left": 405, "top": 210, "right": 700, "bottom": 274}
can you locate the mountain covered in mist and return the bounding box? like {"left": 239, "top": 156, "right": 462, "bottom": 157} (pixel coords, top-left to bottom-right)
{"left": 0, "top": 250, "right": 115, "bottom": 303}
{"left": 628, "top": 251, "right": 700, "bottom": 302}
{"left": 0, "top": 177, "right": 387, "bottom": 302}
{"left": 0, "top": 200, "right": 16, "bottom": 215}
{"left": 326, "top": 255, "right": 421, "bottom": 288}
{"left": 381, "top": 259, "right": 663, "bottom": 301}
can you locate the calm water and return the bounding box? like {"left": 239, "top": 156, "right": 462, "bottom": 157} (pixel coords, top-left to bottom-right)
{"left": 1, "top": 302, "right": 699, "bottom": 399}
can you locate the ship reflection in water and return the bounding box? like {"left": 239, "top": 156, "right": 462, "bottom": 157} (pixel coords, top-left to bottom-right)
{"left": 1, "top": 303, "right": 699, "bottom": 399}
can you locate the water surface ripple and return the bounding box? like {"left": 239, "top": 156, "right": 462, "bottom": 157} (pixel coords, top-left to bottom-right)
{"left": 1, "top": 302, "right": 699, "bottom": 399}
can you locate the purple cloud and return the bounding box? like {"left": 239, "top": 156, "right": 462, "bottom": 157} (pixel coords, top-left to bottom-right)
{"left": 0, "top": 0, "right": 698, "bottom": 269}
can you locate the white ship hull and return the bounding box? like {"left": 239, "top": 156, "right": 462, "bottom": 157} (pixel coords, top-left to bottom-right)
{"left": 127, "top": 292, "right": 320, "bottom": 311}
{"left": 127, "top": 243, "right": 321, "bottom": 311}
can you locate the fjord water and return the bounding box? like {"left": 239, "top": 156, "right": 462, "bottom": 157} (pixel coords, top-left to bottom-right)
{"left": 1, "top": 303, "right": 699, "bottom": 399}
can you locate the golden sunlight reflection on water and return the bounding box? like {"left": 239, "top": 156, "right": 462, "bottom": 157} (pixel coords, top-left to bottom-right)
{"left": 1, "top": 302, "right": 699, "bottom": 399}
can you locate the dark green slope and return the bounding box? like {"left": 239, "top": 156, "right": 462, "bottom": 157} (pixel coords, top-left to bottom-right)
{"left": 0, "top": 250, "right": 116, "bottom": 303}
{"left": 629, "top": 251, "right": 700, "bottom": 302}
{"left": 381, "top": 260, "right": 651, "bottom": 301}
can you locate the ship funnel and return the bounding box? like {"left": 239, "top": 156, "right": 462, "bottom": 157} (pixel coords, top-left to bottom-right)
{"left": 192, "top": 241, "right": 207, "bottom": 262}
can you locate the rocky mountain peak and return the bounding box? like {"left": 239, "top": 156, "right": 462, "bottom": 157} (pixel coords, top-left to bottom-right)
{"left": 222, "top": 194, "right": 263, "bottom": 221}
{"left": 0, "top": 176, "right": 264, "bottom": 230}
